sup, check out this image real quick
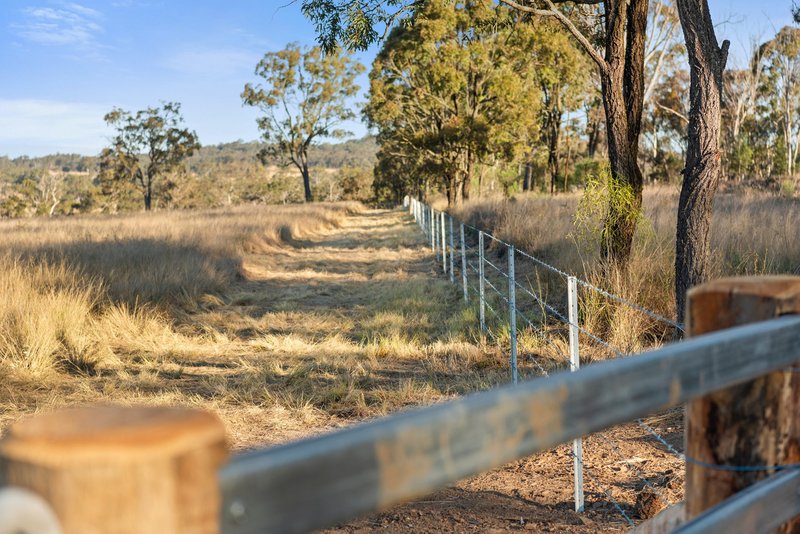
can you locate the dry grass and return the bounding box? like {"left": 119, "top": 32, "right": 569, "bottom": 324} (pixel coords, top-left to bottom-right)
{"left": 0, "top": 204, "right": 692, "bottom": 529}
{"left": 0, "top": 206, "right": 511, "bottom": 451}
{"left": 452, "top": 186, "right": 800, "bottom": 358}
{"left": 2, "top": 203, "right": 361, "bottom": 305}
{"left": 0, "top": 203, "right": 359, "bottom": 373}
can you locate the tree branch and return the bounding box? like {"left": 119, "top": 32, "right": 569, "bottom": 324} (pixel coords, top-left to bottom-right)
{"left": 499, "top": 0, "right": 608, "bottom": 72}
{"left": 655, "top": 101, "right": 689, "bottom": 124}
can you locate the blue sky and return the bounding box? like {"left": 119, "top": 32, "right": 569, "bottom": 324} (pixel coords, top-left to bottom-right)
{"left": 0, "top": 0, "right": 795, "bottom": 157}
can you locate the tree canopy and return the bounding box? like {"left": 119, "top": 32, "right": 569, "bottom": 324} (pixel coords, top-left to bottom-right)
{"left": 366, "top": 0, "right": 542, "bottom": 204}
{"left": 242, "top": 43, "right": 365, "bottom": 202}
{"left": 99, "top": 102, "right": 200, "bottom": 211}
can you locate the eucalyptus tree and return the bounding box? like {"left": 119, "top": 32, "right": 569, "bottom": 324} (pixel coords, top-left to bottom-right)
{"left": 673, "top": 0, "right": 730, "bottom": 325}
{"left": 241, "top": 43, "right": 364, "bottom": 202}
{"left": 304, "top": 0, "right": 650, "bottom": 263}
{"left": 529, "top": 22, "right": 590, "bottom": 194}
{"left": 721, "top": 37, "right": 766, "bottom": 181}
{"left": 364, "top": 0, "right": 540, "bottom": 205}
{"left": 100, "top": 102, "right": 199, "bottom": 211}
{"left": 758, "top": 26, "right": 800, "bottom": 177}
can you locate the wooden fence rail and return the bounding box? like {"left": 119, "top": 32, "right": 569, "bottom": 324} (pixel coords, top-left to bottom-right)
{"left": 2, "top": 276, "right": 800, "bottom": 533}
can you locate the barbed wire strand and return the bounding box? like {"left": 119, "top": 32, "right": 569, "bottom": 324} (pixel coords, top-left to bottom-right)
{"left": 451, "top": 212, "right": 682, "bottom": 332}
{"left": 574, "top": 279, "right": 685, "bottom": 333}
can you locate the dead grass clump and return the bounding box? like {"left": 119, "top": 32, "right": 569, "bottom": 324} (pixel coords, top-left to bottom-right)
{"left": 2, "top": 202, "right": 361, "bottom": 308}
{"left": 0, "top": 258, "right": 110, "bottom": 374}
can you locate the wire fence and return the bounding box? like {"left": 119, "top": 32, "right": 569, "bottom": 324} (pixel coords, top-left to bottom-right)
{"left": 407, "top": 196, "right": 686, "bottom": 521}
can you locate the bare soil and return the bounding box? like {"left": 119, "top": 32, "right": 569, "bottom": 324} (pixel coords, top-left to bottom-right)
{"left": 225, "top": 208, "right": 685, "bottom": 532}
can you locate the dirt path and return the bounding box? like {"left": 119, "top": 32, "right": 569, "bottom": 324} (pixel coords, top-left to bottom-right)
{"left": 184, "top": 207, "right": 497, "bottom": 450}
{"left": 196, "top": 208, "right": 683, "bottom": 533}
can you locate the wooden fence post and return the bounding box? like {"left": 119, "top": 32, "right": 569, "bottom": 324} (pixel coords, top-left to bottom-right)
{"left": 685, "top": 276, "right": 800, "bottom": 528}
{"left": 0, "top": 405, "right": 227, "bottom": 533}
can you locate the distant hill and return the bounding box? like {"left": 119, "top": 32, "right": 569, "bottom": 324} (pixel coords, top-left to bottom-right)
{"left": 187, "top": 137, "right": 378, "bottom": 173}
{"left": 0, "top": 137, "right": 379, "bottom": 215}
{"left": 0, "top": 136, "right": 378, "bottom": 182}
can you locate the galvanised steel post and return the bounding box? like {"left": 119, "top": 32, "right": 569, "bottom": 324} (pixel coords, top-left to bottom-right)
{"left": 460, "top": 223, "right": 468, "bottom": 302}
{"left": 479, "top": 231, "right": 486, "bottom": 332}
{"left": 567, "top": 275, "right": 585, "bottom": 513}
{"left": 509, "top": 245, "right": 518, "bottom": 385}
{"left": 440, "top": 212, "right": 447, "bottom": 274}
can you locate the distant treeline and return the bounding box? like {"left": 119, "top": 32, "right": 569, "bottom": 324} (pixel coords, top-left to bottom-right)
{"left": 0, "top": 137, "right": 377, "bottom": 175}
{"left": 0, "top": 137, "right": 377, "bottom": 217}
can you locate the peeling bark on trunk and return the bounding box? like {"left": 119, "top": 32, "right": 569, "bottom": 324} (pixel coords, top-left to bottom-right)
{"left": 675, "top": 0, "right": 729, "bottom": 326}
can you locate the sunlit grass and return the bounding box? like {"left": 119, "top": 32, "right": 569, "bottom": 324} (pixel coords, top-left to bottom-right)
{"left": 452, "top": 187, "right": 800, "bottom": 359}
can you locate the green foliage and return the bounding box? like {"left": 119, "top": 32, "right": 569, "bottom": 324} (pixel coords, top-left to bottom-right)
{"left": 100, "top": 102, "right": 200, "bottom": 210}
{"left": 242, "top": 43, "right": 365, "bottom": 201}
{"left": 573, "top": 165, "right": 647, "bottom": 254}
{"left": 780, "top": 178, "right": 796, "bottom": 197}
{"left": 365, "top": 0, "right": 541, "bottom": 204}
{"left": 727, "top": 138, "right": 754, "bottom": 180}
{"left": 302, "top": 0, "right": 416, "bottom": 53}
{"left": 337, "top": 167, "right": 373, "bottom": 201}
{"left": 752, "top": 26, "right": 800, "bottom": 177}
{"left": 569, "top": 158, "right": 605, "bottom": 189}
{"left": 497, "top": 164, "right": 521, "bottom": 196}
{"left": 371, "top": 148, "right": 413, "bottom": 207}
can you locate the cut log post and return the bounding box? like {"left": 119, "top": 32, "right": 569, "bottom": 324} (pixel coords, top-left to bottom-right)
{"left": 685, "top": 276, "right": 800, "bottom": 530}
{"left": 0, "top": 405, "right": 227, "bottom": 534}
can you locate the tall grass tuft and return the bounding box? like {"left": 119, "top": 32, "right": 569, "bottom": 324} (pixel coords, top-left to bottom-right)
{"left": 0, "top": 258, "right": 105, "bottom": 373}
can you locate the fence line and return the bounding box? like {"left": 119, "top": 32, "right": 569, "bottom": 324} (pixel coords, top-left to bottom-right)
{"left": 409, "top": 197, "right": 683, "bottom": 517}
{"left": 216, "top": 313, "right": 800, "bottom": 532}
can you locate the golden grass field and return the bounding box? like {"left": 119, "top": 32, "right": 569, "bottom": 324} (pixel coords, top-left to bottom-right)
{"left": 0, "top": 203, "right": 512, "bottom": 450}
{"left": 2, "top": 188, "right": 793, "bottom": 530}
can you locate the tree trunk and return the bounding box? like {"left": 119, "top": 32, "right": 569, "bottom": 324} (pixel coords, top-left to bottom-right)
{"left": 301, "top": 164, "right": 313, "bottom": 202}
{"left": 587, "top": 117, "right": 601, "bottom": 159}
{"left": 144, "top": 184, "right": 152, "bottom": 211}
{"left": 523, "top": 162, "right": 532, "bottom": 191}
{"left": 462, "top": 149, "right": 475, "bottom": 203}
{"left": 674, "top": 0, "right": 729, "bottom": 326}
{"left": 445, "top": 170, "right": 457, "bottom": 206}
{"left": 547, "top": 109, "right": 562, "bottom": 196}
{"left": 598, "top": 0, "right": 648, "bottom": 264}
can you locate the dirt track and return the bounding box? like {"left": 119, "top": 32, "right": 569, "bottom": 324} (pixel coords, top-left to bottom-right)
{"left": 221, "top": 208, "right": 685, "bottom": 532}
